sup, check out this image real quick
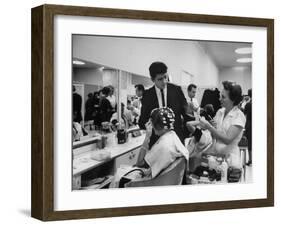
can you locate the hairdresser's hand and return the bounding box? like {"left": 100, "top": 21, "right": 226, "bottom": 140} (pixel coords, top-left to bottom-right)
{"left": 199, "top": 117, "right": 211, "bottom": 130}
{"left": 210, "top": 119, "right": 217, "bottom": 128}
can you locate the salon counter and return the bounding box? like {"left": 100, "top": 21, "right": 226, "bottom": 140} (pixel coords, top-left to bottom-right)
{"left": 72, "top": 131, "right": 145, "bottom": 189}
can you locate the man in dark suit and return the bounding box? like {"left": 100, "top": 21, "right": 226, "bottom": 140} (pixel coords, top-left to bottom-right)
{"left": 73, "top": 85, "right": 82, "bottom": 123}
{"left": 139, "top": 61, "right": 192, "bottom": 148}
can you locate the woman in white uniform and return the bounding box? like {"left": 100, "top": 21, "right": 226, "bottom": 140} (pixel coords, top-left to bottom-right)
{"left": 199, "top": 81, "right": 246, "bottom": 168}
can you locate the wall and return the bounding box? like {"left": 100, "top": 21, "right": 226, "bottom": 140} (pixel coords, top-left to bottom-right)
{"left": 73, "top": 36, "right": 219, "bottom": 86}
{"left": 73, "top": 68, "right": 119, "bottom": 90}
{"left": 131, "top": 74, "right": 153, "bottom": 88}
{"left": 1, "top": 1, "right": 280, "bottom": 226}
{"left": 219, "top": 67, "right": 252, "bottom": 95}
{"left": 73, "top": 68, "right": 103, "bottom": 85}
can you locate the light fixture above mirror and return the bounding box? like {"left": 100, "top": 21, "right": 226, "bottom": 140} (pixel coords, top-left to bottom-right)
{"left": 236, "top": 57, "right": 252, "bottom": 63}
{"left": 235, "top": 47, "right": 252, "bottom": 54}
{"left": 73, "top": 60, "right": 85, "bottom": 65}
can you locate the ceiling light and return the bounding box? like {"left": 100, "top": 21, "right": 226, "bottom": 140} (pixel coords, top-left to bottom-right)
{"left": 236, "top": 58, "right": 252, "bottom": 63}
{"left": 73, "top": 60, "right": 85, "bottom": 65}
{"left": 235, "top": 47, "right": 252, "bottom": 54}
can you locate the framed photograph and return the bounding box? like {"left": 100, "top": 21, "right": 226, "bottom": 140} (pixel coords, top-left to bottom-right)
{"left": 31, "top": 4, "right": 274, "bottom": 221}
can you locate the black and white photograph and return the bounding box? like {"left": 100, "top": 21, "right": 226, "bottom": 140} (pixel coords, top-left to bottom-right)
{"left": 30, "top": 3, "right": 274, "bottom": 221}
{"left": 72, "top": 35, "right": 253, "bottom": 190}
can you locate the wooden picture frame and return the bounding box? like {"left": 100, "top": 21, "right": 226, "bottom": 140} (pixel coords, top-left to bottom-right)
{"left": 31, "top": 4, "right": 274, "bottom": 221}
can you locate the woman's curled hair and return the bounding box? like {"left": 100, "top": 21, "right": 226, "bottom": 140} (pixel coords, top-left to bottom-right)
{"left": 150, "top": 107, "right": 175, "bottom": 130}
{"left": 222, "top": 81, "right": 243, "bottom": 106}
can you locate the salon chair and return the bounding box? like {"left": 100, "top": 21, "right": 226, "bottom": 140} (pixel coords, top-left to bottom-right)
{"left": 124, "top": 157, "right": 186, "bottom": 187}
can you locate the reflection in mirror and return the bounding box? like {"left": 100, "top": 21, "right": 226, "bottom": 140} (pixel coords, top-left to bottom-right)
{"left": 126, "top": 75, "right": 152, "bottom": 126}
{"left": 72, "top": 60, "right": 119, "bottom": 142}
{"left": 72, "top": 60, "right": 152, "bottom": 143}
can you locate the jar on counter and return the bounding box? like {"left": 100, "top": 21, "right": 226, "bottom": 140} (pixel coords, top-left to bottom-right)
{"left": 107, "top": 132, "right": 117, "bottom": 146}
{"left": 117, "top": 129, "right": 127, "bottom": 144}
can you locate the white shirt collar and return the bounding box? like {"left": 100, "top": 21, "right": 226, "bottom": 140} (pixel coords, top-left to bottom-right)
{"left": 154, "top": 85, "right": 167, "bottom": 92}
{"left": 222, "top": 106, "right": 239, "bottom": 118}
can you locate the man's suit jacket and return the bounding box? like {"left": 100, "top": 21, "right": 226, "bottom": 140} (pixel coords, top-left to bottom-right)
{"left": 139, "top": 83, "right": 191, "bottom": 147}
{"left": 73, "top": 92, "right": 82, "bottom": 122}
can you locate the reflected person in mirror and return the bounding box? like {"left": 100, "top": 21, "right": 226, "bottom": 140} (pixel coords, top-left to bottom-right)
{"left": 72, "top": 85, "right": 82, "bottom": 123}
{"left": 99, "top": 86, "right": 113, "bottom": 123}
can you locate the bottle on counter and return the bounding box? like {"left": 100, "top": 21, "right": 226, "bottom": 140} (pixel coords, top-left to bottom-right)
{"left": 208, "top": 156, "right": 217, "bottom": 170}
{"left": 127, "top": 132, "right": 132, "bottom": 143}
{"left": 96, "top": 135, "right": 108, "bottom": 149}
{"left": 117, "top": 123, "right": 127, "bottom": 144}
{"left": 219, "top": 159, "right": 228, "bottom": 183}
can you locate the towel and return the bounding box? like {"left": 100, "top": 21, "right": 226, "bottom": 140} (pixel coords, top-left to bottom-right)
{"left": 145, "top": 131, "right": 189, "bottom": 178}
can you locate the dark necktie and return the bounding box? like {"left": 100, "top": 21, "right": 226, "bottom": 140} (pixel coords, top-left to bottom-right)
{"left": 190, "top": 98, "right": 194, "bottom": 115}
{"left": 160, "top": 89, "right": 165, "bottom": 107}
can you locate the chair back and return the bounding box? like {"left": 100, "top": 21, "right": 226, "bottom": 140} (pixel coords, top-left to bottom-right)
{"left": 125, "top": 157, "right": 186, "bottom": 187}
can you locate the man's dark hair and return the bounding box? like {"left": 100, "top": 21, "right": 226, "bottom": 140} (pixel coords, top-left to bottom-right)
{"left": 135, "top": 84, "right": 145, "bottom": 92}
{"left": 93, "top": 91, "right": 99, "bottom": 97}
{"left": 101, "top": 86, "right": 111, "bottom": 96}
{"left": 149, "top": 62, "right": 168, "bottom": 81}
{"left": 187, "top": 84, "right": 197, "bottom": 91}
{"left": 222, "top": 81, "right": 243, "bottom": 106}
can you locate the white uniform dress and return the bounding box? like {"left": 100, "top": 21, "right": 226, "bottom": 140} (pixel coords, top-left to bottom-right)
{"left": 214, "top": 106, "right": 246, "bottom": 168}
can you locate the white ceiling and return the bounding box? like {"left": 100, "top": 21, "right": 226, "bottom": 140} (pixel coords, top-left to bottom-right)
{"left": 199, "top": 41, "right": 252, "bottom": 69}
{"left": 73, "top": 41, "right": 252, "bottom": 71}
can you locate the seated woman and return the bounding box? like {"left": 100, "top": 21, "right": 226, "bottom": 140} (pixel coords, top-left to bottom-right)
{"left": 110, "top": 107, "right": 189, "bottom": 188}
{"left": 199, "top": 81, "right": 246, "bottom": 168}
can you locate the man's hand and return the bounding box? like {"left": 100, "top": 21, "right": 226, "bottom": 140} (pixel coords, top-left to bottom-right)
{"left": 145, "top": 120, "right": 153, "bottom": 137}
